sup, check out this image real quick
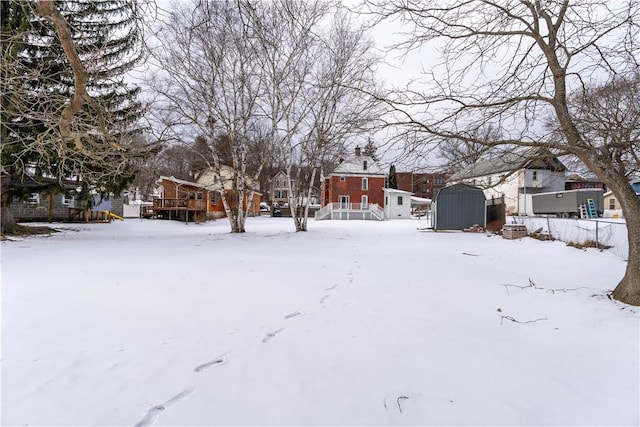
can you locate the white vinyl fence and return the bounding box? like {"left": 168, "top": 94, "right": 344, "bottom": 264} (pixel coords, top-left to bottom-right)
{"left": 510, "top": 216, "right": 629, "bottom": 260}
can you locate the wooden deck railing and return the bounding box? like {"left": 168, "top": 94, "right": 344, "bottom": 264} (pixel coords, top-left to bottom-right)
{"left": 153, "top": 198, "right": 206, "bottom": 210}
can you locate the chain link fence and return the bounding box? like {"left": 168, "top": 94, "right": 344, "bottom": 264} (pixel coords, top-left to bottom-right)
{"left": 512, "top": 216, "right": 629, "bottom": 260}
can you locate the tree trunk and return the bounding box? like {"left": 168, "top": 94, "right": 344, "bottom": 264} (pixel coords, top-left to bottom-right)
{"left": 579, "top": 152, "right": 640, "bottom": 306}
{"left": 610, "top": 184, "right": 640, "bottom": 306}
{"left": 48, "top": 193, "right": 54, "bottom": 223}
{"left": 1, "top": 205, "right": 19, "bottom": 236}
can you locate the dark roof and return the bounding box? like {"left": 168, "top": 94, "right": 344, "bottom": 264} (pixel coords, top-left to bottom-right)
{"left": 449, "top": 147, "right": 566, "bottom": 181}
{"left": 8, "top": 175, "right": 79, "bottom": 191}
{"left": 565, "top": 173, "right": 604, "bottom": 183}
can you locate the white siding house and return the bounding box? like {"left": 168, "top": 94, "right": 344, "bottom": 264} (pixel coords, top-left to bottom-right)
{"left": 383, "top": 188, "right": 412, "bottom": 219}
{"left": 447, "top": 148, "right": 566, "bottom": 215}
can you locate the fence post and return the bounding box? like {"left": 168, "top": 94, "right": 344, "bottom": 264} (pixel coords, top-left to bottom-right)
{"left": 546, "top": 217, "right": 551, "bottom": 239}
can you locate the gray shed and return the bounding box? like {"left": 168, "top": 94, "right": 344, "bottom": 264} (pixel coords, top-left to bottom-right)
{"left": 431, "top": 183, "right": 486, "bottom": 230}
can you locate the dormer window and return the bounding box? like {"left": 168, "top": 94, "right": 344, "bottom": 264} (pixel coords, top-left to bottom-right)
{"left": 363, "top": 160, "right": 368, "bottom": 170}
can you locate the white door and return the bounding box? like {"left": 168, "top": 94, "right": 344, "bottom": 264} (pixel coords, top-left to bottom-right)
{"left": 361, "top": 195, "right": 368, "bottom": 209}
{"left": 339, "top": 195, "right": 350, "bottom": 209}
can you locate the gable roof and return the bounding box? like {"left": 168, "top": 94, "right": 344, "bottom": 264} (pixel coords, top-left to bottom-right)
{"left": 449, "top": 147, "right": 566, "bottom": 181}
{"left": 269, "top": 170, "right": 296, "bottom": 181}
{"left": 330, "top": 155, "right": 386, "bottom": 176}
{"left": 158, "top": 175, "right": 206, "bottom": 189}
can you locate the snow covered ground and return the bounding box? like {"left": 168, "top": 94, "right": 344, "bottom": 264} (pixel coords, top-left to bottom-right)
{"left": 2, "top": 217, "right": 638, "bottom": 426}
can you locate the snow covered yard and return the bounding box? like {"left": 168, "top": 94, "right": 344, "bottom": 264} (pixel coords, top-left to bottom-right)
{"left": 1, "top": 217, "right": 638, "bottom": 426}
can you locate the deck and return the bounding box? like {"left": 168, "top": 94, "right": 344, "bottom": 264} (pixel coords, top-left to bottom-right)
{"left": 315, "top": 202, "right": 384, "bottom": 220}
{"left": 143, "top": 198, "right": 207, "bottom": 222}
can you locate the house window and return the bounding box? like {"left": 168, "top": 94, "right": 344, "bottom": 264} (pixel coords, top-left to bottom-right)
{"left": 62, "top": 194, "right": 74, "bottom": 205}
{"left": 362, "top": 177, "right": 368, "bottom": 190}
{"left": 28, "top": 193, "right": 40, "bottom": 204}
{"left": 609, "top": 199, "right": 615, "bottom": 210}
{"left": 196, "top": 192, "right": 204, "bottom": 200}
{"left": 361, "top": 195, "right": 368, "bottom": 208}
{"left": 532, "top": 171, "right": 538, "bottom": 181}
{"left": 363, "top": 160, "right": 368, "bottom": 170}
{"left": 210, "top": 191, "right": 220, "bottom": 205}
{"left": 340, "top": 176, "right": 345, "bottom": 181}
{"left": 397, "top": 196, "right": 403, "bottom": 205}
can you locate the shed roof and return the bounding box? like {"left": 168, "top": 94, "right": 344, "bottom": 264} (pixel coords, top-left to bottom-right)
{"left": 434, "top": 183, "right": 486, "bottom": 200}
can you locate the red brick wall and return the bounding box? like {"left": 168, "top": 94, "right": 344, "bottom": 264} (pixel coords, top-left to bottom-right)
{"left": 325, "top": 175, "right": 385, "bottom": 206}
{"left": 396, "top": 173, "right": 414, "bottom": 193}
{"left": 394, "top": 172, "right": 450, "bottom": 199}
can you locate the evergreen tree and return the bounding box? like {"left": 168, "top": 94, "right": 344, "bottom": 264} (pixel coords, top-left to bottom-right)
{"left": 363, "top": 138, "right": 378, "bottom": 161}
{"left": 1, "top": 1, "right": 147, "bottom": 234}
{"left": 388, "top": 164, "right": 397, "bottom": 189}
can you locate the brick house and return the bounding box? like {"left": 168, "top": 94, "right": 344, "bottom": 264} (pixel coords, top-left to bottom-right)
{"left": 565, "top": 173, "right": 606, "bottom": 191}
{"left": 317, "top": 147, "right": 386, "bottom": 220}
{"left": 396, "top": 171, "right": 450, "bottom": 200}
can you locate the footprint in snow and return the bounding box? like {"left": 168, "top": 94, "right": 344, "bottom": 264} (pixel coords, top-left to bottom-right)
{"left": 134, "top": 387, "right": 195, "bottom": 427}
{"left": 194, "top": 355, "right": 228, "bottom": 373}
{"left": 262, "top": 328, "right": 284, "bottom": 343}
{"left": 284, "top": 311, "right": 302, "bottom": 319}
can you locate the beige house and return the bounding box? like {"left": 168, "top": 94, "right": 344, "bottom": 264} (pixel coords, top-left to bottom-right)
{"left": 603, "top": 179, "right": 640, "bottom": 218}
{"left": 268, "top": 171, "right": 293, "bottom": 206}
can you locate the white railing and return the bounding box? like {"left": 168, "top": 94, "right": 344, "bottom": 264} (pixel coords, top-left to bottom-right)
{"left": 314, "top": 202, "right": 385, "bottom": 220}
{"left": 370, "top": 203, "right": 384, "bottom": 220}
{"left": 315, "top": 204, "right": 332, "bottom": 220}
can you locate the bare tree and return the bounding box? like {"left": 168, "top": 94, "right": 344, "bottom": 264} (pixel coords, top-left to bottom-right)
{"left": 364, "top": 1, "right": 640, "bottom": 306}
{"left": 148, "top": 0, "right": 272, "bottom": 233}
{"left": 238, "top": 0, "right": 331, "bottom": 231}
{"left": 285, "top": 9, "right": 383, "bottom": 231}
{"left": 437, "top": 125, "right": 501, "bottom": 173}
